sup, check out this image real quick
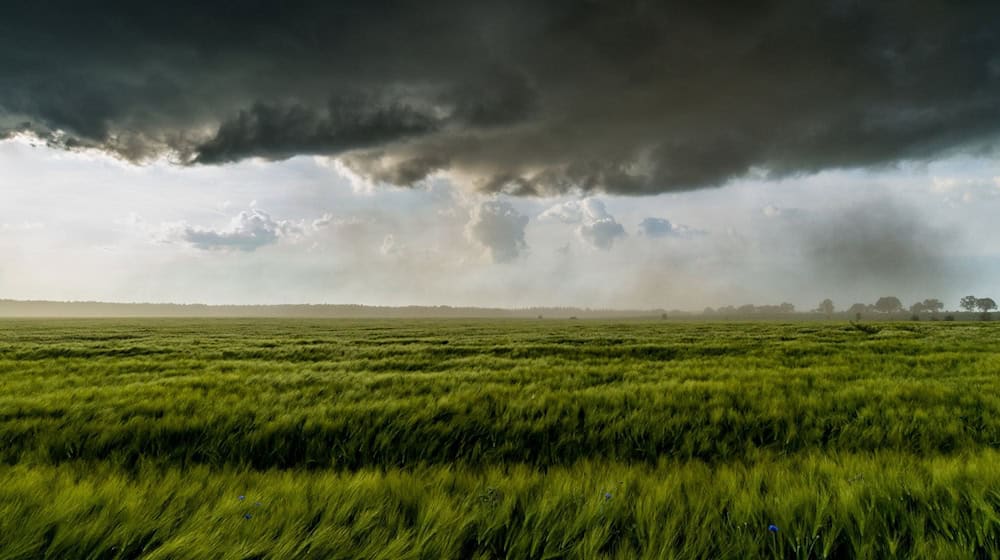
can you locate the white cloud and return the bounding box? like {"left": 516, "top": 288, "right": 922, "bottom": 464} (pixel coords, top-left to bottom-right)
{"left": 466, "top": 199, "right": 529, "bottom": 262}
{"left": 312, "top": 213, "right": 335, "bottom": 229}
{"left": 579, "top": 216, "right": 625, "bottom": 250}
{"left": 314, "top": 157, "right": 381, "bottom": 194}
{"left": 539, "top": 200, "right": 584, "bottom": 223}
{"left": 311, "top": 213, "right": 372, "bottom": 231}
{"left": 179, "top": 209, "right": 301, "bottom": 251}
{"left": 930, "top": 176, "right": 1000, "bottom": 205}
{"left": 638, "top": 217, "right": 704, "bottom": 238}
{"left": 542, "top": 198, "right": 626, "bottom": 250}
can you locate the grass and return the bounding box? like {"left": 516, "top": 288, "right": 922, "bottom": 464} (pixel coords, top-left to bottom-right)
{"left": 1, "top": 319, "right": 999, "bottom": 558}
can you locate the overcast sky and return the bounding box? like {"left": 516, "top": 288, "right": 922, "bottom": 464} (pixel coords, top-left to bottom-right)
{"left": 1, "top": 1, "right": 999, "bottom": 310}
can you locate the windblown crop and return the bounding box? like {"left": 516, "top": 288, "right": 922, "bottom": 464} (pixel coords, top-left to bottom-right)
{"left": 1, "top": 319, "right": 998, "bottom": 559}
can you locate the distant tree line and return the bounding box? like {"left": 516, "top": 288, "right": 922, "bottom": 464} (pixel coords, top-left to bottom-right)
{"left": 702, "top": 295, "right": 997, "bottom": 321}
{"left": 703, "top": 303, "right": 796, "bottom": 315}
{"left": 960, "top": 295, "right": 998, "bottom": 314}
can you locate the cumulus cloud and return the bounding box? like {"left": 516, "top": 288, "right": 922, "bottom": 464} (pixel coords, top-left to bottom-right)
{"left": 577, "top": 200, "right": 626, "bottom": 250}
{"left": 466, "top": 199, "right": 529, "bottom": 262}
{"left": 4, "top": 1, "right": 1000, "bottom": 194}
{"left": 538, "top": 200, "right": 585, "bottom": 224}
{"left": 180, "top": 209, "right": 299, "bottom": 252}
{"left": 542, "top": 198, "right": 626, "bottom": 250}
{"left": 579, "top": 219, "right": 626, "bottom": 250}
{"left": 638, "top": 217, "right": 704, "bottom": 238}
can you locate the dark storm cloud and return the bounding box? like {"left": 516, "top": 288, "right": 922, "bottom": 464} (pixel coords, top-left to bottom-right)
{"left": 3, "top": 0, "right": 1000, "bottom": 194}
{"left": 193, "top": 96, "right": 442, "bottom": 164}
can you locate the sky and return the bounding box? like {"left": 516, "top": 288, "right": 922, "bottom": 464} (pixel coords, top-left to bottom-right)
{"left": 1, "top": 0, "right": 999, "bottom": 310}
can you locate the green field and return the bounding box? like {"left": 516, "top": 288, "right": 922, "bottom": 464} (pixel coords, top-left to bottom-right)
{"left": 2, "top": 319, "right": 1000, "bottom": 559}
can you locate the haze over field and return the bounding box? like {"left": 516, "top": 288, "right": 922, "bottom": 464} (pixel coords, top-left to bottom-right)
{"left": 2, "top": 1, "right": 999, "bottom": 308}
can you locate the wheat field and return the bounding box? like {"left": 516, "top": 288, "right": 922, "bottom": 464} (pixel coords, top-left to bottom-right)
{"left": 1, "top": 319, "right": 999, "bottom": 559}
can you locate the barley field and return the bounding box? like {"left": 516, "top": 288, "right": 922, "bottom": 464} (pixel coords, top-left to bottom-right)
{"left": 1, "top": 319, "right": 999, "bottom": 559}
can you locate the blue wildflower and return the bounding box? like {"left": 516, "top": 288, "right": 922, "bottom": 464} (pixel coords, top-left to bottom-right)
{"left": 768, "top": 524, "right": 779, "bottom": 533}
{"left": 243, "top": 513, "right": 253, "bottom": 520}
{"left": 238, "top": 495, "right": 245, "bottom": 501}
{"left": 604, "top": 492, "right": 613, "bottom": 500}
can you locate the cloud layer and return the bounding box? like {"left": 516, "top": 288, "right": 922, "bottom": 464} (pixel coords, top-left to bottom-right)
{"left": 3, "top": 1, "right": 1000, "bottom": 195}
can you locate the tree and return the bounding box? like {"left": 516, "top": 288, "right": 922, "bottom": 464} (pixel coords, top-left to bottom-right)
{"left": 847, "top": 303, "right": 867, "bottom": 320}
{"left": 960, "top": 295, "right": 978, "bottom": 312}
{"left": 874, "top": 296, "right": 903, "bottom": 313}
{"left": 817, "top": 299, "right": 834, "bottom": 316}
{"left": 921, "top": 299, "right": 944, "bottom": 314}
{"left": 976, "top": 298, "right": 998, "bottom": 312}
{"left": 779, "top": 302, "right": 795, "bottom": 313}
{"left": 909, "top": 302, "right": 925, "bottom": 314}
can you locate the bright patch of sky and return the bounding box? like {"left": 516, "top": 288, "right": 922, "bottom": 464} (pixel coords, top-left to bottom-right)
{"left": 1, "top": 140, "right": 998, "bottom": 310}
